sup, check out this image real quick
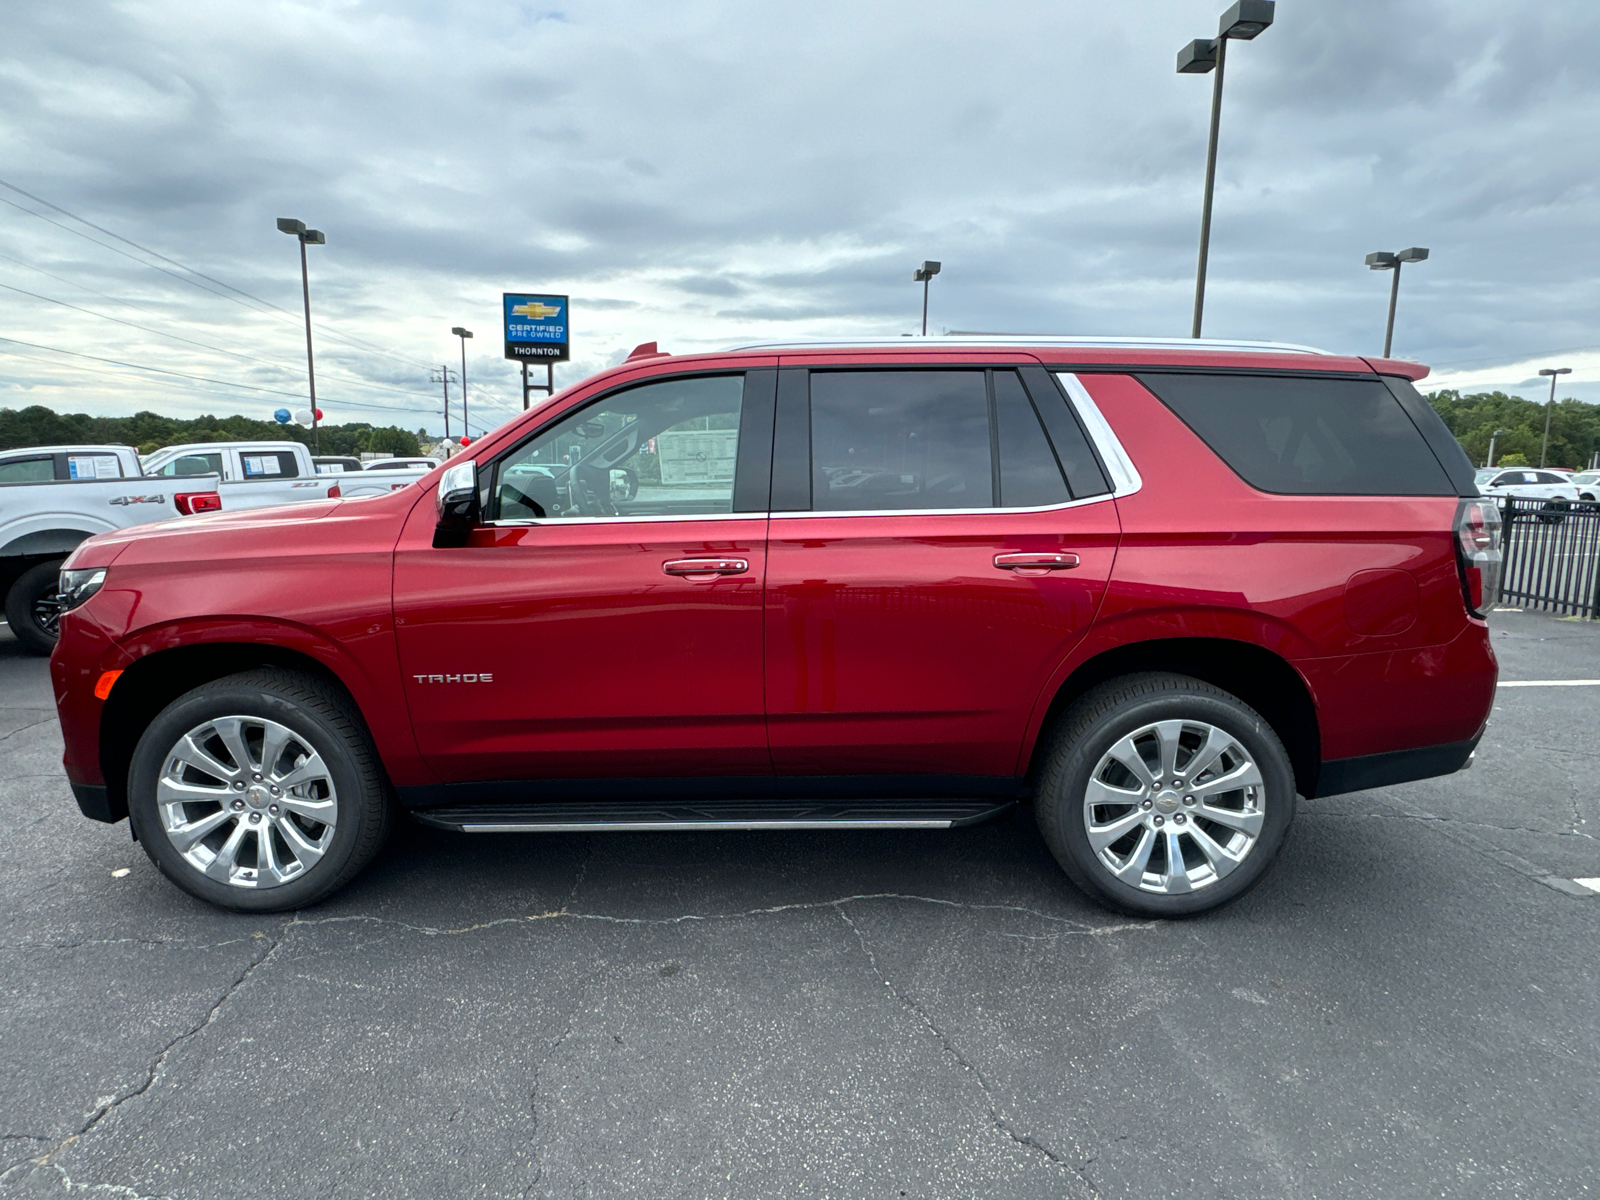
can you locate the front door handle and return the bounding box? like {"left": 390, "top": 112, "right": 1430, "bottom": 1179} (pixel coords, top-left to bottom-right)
{"left": 994, "top": 552, "right": 1080, "bottom": 577}
{"left": 663, "top": 557, "right": 749, "bottom": 581}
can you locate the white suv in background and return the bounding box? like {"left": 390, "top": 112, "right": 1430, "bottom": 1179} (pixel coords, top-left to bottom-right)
{"left": 1477, "top": 468, "right": 1580, "bottom": 504}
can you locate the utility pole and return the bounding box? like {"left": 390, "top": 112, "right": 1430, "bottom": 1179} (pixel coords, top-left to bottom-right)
{"left": 1539, "top": 367, "right": 1572, "bottom": 468}
{"left": 429, "top": 366, "right": 457, "bottom": 441}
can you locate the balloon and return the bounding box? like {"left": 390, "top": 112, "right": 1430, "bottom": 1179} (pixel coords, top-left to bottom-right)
{"left": 295, "top": 409, "right": 314, "bottom": 427}
{"left": 273, "top": 408, "right": 291, "bottom": 424}
{"left": 314, "top": 409, "right": 324, "bottom": 421}
{"left": 459, "top": 436, "right": 472, "bottom": 447}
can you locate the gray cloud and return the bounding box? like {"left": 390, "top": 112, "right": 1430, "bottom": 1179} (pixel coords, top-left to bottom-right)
{"left": 2, "top": 0, "right": 1599, "bottom": 434}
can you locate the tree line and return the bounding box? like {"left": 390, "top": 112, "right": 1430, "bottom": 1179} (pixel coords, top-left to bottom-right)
{"left": 0, "top": 404, "right": 424, "bottom": 458}
{"left": 5, "top": 389, "right": 1595, "bottom": 472}
{"left": 1425, "top": 389, "right": 1599, "bottom": 469}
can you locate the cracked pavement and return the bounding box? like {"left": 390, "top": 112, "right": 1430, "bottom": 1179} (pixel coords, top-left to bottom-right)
{"left": 1, "top": 611, "right": 1597, "bottom": 1199}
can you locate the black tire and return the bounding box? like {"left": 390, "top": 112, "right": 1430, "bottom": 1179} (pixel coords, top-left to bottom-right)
{"left": 4, "top": 560, "right": 65, "bottom": 657}
{"left": 1035, "top": 673, "right": 1297, "bottom": 918}
{"left": 1537, "top": 499, "right": 1569, "bottom": 525}
{"left": 128, "top": 668, "right": 392, "bottom": 912}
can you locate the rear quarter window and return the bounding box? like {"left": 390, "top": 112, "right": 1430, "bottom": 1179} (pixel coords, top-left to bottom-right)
{"left": 1135, "top": 373, "right": 1456, "bottom": 496}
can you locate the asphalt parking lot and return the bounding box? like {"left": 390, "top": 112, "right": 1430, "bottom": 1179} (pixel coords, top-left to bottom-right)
{"left": 1, "top": 613, "right": 1596, "bottom": 1200}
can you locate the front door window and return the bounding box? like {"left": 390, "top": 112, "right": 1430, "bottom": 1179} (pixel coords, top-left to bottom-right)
{"left": 493, "top": 375, "right": 745, "bottom": 521}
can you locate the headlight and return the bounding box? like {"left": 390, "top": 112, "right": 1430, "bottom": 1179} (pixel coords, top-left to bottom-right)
{"left": 57, "top": 568, "right": 107, "bottom": 612}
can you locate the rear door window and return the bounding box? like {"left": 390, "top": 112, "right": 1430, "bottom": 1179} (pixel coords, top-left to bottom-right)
{"left": 810, "top": 370, "right": 991, "bottom": 511}
{"left": 1136, "top": 373, "right": 1455, "bottom": 496}
{"left": 241, "top": 451, "right": 299, "bottom": 478}
{"left": 67, "top": 453, "right": 124, "bottom": 479}
{"left": 993, "top": 371, "right": 1069, "bottom": 508}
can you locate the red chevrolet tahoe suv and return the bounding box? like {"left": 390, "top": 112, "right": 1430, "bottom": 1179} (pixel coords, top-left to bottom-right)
{"left": 49, "top": 338, "right": 1501, "bottom": 917}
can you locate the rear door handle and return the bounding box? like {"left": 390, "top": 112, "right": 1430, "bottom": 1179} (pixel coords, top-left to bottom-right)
{"left": 663, "top": 558, "right": 749, "bottom": 581}
{"left": 994, "top": 552, "right": 1080, "bottom": 577}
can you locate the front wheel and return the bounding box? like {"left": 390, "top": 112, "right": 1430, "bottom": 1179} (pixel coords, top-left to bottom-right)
{"left": 1035, "top": 673, "right": 1297, "bottom": 918}
{"left": 128, "top": 669, "right": 392, "bottom": 911}
{"left": 4, "top": 560, "right": 65, "bottom": 656}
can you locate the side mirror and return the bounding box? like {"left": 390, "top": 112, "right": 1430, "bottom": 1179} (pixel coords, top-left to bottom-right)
{"left": 433, "top": 459, "right": 480, "bottom": 548}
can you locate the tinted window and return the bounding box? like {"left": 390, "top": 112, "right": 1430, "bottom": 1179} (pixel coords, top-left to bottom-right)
{"left": 1535, "top": 472, "right": 1567, "bottom": 485}
{"left": 240, "top": 451, "right": 299, "bottom": 478}
{"left": 1137, "top": 374, "right": 1454, "bottom": 496}
{"left": 994, "top": 371, "right": 1068, "bottom": 507}
{"left": 1031, "top": 370, "right": 1111, "bottom": 498}
{"left": 158, "top": 453, "right": 224, "bottom": 478}
{"left": 0, "top": 456, "right": 56, "bottom": 483}
{"left": 494, "top": 374, "right": 744, "bottom": 520}
{"left": 1491, "top": 472, "right": 1530, "bottom": 486}
{"left": 811, "top": 371, "right": 991, "bottom": 511}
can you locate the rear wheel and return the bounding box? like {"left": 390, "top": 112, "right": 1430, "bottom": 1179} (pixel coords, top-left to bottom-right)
{"left": 4, "top": 560, "right": 65, "bottom": 656}
{"left": 1035, "top": 673, "right": 1297, "bottom": 917}
{"left": 128, "top": 669, "right": 392, "bottom": 911}
{"left": 1537, "top": 499, "right": 1570, "bottom": 524}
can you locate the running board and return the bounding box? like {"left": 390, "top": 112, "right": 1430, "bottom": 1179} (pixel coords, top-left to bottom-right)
{"left": 411, "top": 799, "right": 1016, "bottom": 834}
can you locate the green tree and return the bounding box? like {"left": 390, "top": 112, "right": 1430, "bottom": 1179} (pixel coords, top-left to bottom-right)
{"left": 1426, "top": 389, "right": 1600, "bottom": 469}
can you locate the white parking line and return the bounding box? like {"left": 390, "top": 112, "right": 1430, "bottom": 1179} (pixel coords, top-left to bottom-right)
{"left": 1574, "top": 878, "right": 1600, "bottom": 894}
{"left": 1498, "top": 680, "right": 1600, "bottom": 687}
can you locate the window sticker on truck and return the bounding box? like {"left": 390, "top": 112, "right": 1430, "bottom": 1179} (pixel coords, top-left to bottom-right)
{"left": 69, "top": 455, "right": 122, "bottom": 479}
{"left": 242, "top": 455, "right": 284, "bottom": 476}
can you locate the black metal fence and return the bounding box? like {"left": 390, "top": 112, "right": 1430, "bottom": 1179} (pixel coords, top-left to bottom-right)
{"left": 1497, "top": 497, "right": 1600, "bottom": 617}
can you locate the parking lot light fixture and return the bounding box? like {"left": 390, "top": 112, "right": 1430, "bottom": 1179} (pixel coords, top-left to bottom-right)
{"left": 1178, "top": 1, "right": 1276, "bottom": 339}
{"left": 1539, "top": 367, "right": 1572, "bottom": 467}
{"left": 913, "top": 261, "right": 941, "bottom": 336}
{"left": 452, "top": 327, "right": 474, "bottom": 438}
{"left": 1367, "top": 247, "right": 1428, "bottom": 358}
{"left": 278, "top": 218, "right": 325, "bottom": 453}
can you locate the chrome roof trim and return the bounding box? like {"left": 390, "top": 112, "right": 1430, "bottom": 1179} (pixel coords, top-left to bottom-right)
{"left": 721, "top": 335, "right": 1334, "bottom": 356}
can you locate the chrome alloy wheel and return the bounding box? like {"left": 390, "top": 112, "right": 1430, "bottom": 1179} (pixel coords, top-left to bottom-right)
{"left": 1083, "top": 719, "right": 1266, "bottom": 895}
{"left": 156, "top": 715, "right": 338, "bottom": 889}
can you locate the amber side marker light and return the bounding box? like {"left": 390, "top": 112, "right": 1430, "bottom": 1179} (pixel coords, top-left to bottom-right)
{"left": 94, "top": 670, "right": 124, "bottom": 700}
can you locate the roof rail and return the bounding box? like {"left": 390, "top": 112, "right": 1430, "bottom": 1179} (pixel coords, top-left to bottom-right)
{"left": 721, "top": 335, "right": 1333, "bottom": 355}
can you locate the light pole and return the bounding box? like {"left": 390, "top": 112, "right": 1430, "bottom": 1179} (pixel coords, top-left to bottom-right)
{"left": 1365, "top": 247, "right": 1429, "bottom": 358}
{"left": 913, "top": 261, "right": 941, "bottom": 335}
{"left": 451, "top": 327, "right": 473, "bottom": 438}
{"left": 1177, "top": 0, "right": 1275, "bottom": 339}
{"left": 1538, "top": 367, "right": 1572, "bottom": 467}
{"left": 1486, "top": 428, "right": 1504, "bottom": 469}
{"left": 277, "top": 218, "right": 326, "bottom": 452}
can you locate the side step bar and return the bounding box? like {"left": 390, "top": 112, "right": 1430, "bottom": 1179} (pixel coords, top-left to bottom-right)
{"left": 412, "top": 799, "right": 1016, "bottom": 834}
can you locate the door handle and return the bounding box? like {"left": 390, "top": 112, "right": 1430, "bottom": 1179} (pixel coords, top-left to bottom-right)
{"left": 994, "top": 552, "right": 1080, "bottom": 577}
{"left": 663, "top": 557, "right": 749, "bottom": 581}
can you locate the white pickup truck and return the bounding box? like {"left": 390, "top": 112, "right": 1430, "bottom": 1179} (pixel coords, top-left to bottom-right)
{"left": 1, "top": 444, "right": 221, "bottom": 655}
{"left": 141, "top": 441, "right": 430, "bottom": 507}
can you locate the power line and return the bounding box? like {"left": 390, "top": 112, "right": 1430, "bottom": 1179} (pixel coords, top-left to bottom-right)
{"left": 0, "top": 336, "right": 446, "bottom": 419}
{"left": 0, "top": 182, "right": 438, "bottom": 373}
{"left": 0, "top": 270, "right": 471, "bottom": 408}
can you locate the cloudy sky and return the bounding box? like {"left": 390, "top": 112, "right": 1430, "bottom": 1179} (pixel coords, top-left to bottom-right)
{"left": 1, "top": 0, "right": 1597, "bottom": 437}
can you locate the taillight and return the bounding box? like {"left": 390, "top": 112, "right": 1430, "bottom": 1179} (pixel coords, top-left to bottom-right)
{"left": 174, "top": 492, "right": 222, "bottom": 515}
{"left": 327, "top": 484, "right": 342, "bottom": 498}
{"left": 1454, "top": 497, "right": 1502, "bottom": 617}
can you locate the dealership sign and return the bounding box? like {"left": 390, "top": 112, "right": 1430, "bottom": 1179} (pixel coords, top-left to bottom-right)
{"left": 503, "top": 293, "right": 570, "bottom": 361}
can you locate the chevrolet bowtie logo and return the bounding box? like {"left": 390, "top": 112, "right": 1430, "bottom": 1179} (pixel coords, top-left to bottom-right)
{"left": 511, "top": 301, "right": 561, "bottom": 319}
